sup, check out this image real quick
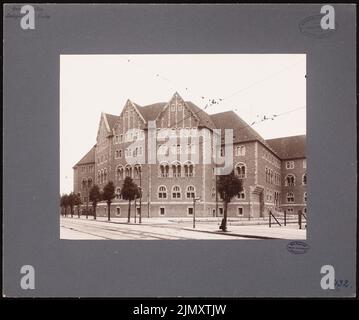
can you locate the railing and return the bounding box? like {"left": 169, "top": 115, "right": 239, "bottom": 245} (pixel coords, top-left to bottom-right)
{"left": 269, "top": 211, "right": 282, "bottom": 227}
{"left": 298, "top": 211, "right": 307, "bottom": 229}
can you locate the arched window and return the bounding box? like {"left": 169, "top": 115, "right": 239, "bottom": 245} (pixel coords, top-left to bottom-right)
{"left": 125, "top": 165, "right": 132, "bottom": 178}
{"left": 116, "top": 165, "right": 124, "bottom": 181}
{"left": 302, "top": 173, "right": 307, "bottom": 185}
{"left": 97, "top": 171, "right": 101, "bottom": 184}
{"left": 286, "top": 192, "right": 295, "bottom": 203}
{"left": 235, "top": 163, "right": 246, "bottom": 179}
{"left": 285, "top": 174, "right": 296, "bottom": 186}
{"left": 172, "top": 186, "right": 181, "bottom": 199}
{"left": 172, "top": 161, "right": 181, "bottom": 178}
{"left": 158, "top": 186, "right": 167, "bottom": 199}
{"left": 303, "top": 192, "right": 307, "bottom": 203}
{"left": 82, "top": 178, "right": 87, "bottom": 190}
{"left": 159, "top": 162, "right": 169, "bottom": 178}
{"left": 186, "top": 185, "right": 196, "bottom": 199}
{"left": 87, "top": 178, "right": 93, "bottom": 188}
{"left": 134, "top": 165, "right": 141, "bottom": 179}
{"left": 184, "top": 161, "right": 194, "bottom": 177}
{"left": 116, "top": 188, "right": 122, "bottom": 200}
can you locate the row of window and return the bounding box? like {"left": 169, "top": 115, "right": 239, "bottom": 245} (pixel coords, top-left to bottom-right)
{"left": 286, "top": 159, "right": 307, "bottom": 170}
{"left": 158, "top": 162, "right": 195, "bottom": 178}
{"left": 81, "top": 177, "right": 93, "bottom": 189}
{"left": 97, "top": 169, "right": 108, "bottom": 184}
{"left": 284, "top": 173, "right": 306, "bottom": 186}
{"left": 266, "top": 190, "right": 281, "bottom": 205}
{"left": 265, "top": 167, "right": 281, "bottom": 186}
{"left": 81, "top": 165, "right": 94, "bottom": 173}
{"left": 116, "top": 165, "right": 142, "bottom": 180}
{"left": 111, "top": 206, "right": 245, "bottom": 217}
{"left": 286, "top": 192, "right": 307, "bottom": 203}
{"left": 114, "top": 129, "right": 145, "bottom": 144}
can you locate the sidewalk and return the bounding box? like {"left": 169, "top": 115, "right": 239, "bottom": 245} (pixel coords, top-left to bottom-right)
{"left": 183, "top": 224, "right": 306, "bottom": 240}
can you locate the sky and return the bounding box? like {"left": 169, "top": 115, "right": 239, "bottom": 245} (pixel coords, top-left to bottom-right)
{"left": 60, "top": 54, "right": 306, "bottom": 194}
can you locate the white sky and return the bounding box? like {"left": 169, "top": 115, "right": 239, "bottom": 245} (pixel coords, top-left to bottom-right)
{"left": 60, "top": 54, "right": 306, "bottom": 194}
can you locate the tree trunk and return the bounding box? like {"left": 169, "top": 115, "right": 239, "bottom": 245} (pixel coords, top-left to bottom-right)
{"left": 107, "top": 201, "right": 111, "bottom": 221}
{"left": 220, "top": 200, "right": 228, "bottom": 231}
{"left": 127, "top": 200, "right": 131, "bottom": 223}
{"left": 78, "top": 206, "right": 80, "bottom": 218}
{"left": 93, "top": 205, "right": 97, "bottom": 220}
{"left": 71, "top": 207, "right": 73, "bottom": 218}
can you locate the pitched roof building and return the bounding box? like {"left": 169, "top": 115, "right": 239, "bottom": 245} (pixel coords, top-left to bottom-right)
{"left": 73, "top": 92, "right": 306, "bottom": 219}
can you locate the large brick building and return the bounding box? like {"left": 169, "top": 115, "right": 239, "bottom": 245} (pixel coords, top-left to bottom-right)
{"left": 73, "top": 92, "right": 306, "bottom": 218}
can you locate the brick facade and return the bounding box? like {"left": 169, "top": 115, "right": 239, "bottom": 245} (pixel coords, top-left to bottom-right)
{"left": 73, "top": 93, "right": 306, "bottom": 218}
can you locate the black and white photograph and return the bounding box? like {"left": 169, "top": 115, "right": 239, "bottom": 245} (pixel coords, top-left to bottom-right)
{"left": 3, "top": 4, "right": 356, "bottom": 300}
{"left": 60, "top": 54, "right": 307, "bottom": 240}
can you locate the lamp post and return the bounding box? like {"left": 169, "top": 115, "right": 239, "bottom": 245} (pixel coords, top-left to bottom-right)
{"left": 193, "top": 197, "right": 201, "bottom": 229}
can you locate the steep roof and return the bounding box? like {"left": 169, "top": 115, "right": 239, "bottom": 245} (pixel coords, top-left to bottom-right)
{"left": 210, "top": 110, "right": 268, "bottom": 144}
{"left": 103, "top": 113, "right": 120, "bottom": 130}
{"left": 74, "top": 145, "right": 96, "bottom": 167}
{"left": 266, "top": 135, "right": 306, "bottom": 160}
{"left": 185, "top": 101, "right": 216, "bottom": 129}
{"left": 135, "top": 102, "right": 167, "bottom": 122}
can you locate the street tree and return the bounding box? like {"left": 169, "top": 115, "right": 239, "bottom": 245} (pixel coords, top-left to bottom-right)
{"left": 102, "top": 181, "right": 116, "bottom": 221}
{"left": 74, "top": 193, "right": 82, "bottom": 218}
{"left": 121, "top": 177, "right": 140, "bottom": 223}
{"left": 217, "top": 170, "right": 243, "bottom": 231}
{"left": 89, "top": 185, "right": 102, "bottom": 220}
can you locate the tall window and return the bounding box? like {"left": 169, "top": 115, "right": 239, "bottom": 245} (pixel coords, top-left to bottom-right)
{"left": 116, "top": 165, "right": 124, "bottom": 180}
{"left": 159, "top": 163, "right": 169, "bottom": 178}
{"left": 303, "top": 192, "right": 307, "bottom": 203}
{"left": 172, "top": 162, "right": 181, "bottom": 178}
{"left": 116, "top": 188, "right": 122, "bottom": 200}
{"left": 134, "top": 165, "right": 141, "bottom": 179}
{"left": 125, "top": 165, "right": 132, "bottom": 178}
{"left": 235, "top": 163, "right": 246, "bottom": 179}
{"left": 184, "top": 162, "right": 194, "bottom": 177}
{"left": 186, "top": 186, "right": 195, "bottom": 199}
{"left": 302, "top": 173, "right": 307, "bottom": 185}
{"left": 285, "top": 174, "right": 296, "bottom": 186}
{"left": 286, "top": 192, "right": 295, "bottom": 203}
{"left": 158, "top": 186, "right": 167, "bottom": 199}
{"left": 172, "top": 186, "right": 181, "bottom": 199}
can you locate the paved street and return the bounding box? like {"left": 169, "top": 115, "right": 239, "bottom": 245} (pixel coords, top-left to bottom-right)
{"left": 60, "top": 216, "right": 306, "bottom": 240}
{"left": 60, "top": 217, "right": 248, "bottom": 240}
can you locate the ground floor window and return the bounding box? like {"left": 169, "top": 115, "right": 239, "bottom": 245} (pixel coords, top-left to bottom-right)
{"left": 116, "top": 207, "right": 121, "bottom": 216}
{"left": 237, "top": 207, "right": 243, "bottom": 216}
{"left": 286, "top": 208, "right": 294, "bottom": 214}
{"left": 219, "top": 208, "right": 223, "bottom": 216}
{"left": 303, "top": 207, "right": 307, "bottom": 214}
{"left": 159, "top": 207, "right": 165, "bottom": 216}
{"left": 187, "top": 207, "right": 193, "bottom": 215}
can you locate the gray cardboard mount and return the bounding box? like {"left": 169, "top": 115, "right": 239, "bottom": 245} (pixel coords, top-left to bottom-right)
{"left": 3, "top": 4, "right": 356, "bottom": 297}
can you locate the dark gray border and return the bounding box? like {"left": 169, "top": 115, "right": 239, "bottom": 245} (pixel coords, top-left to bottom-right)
{"left": 3, "top": 4, "right": 356, "bottom": 297}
